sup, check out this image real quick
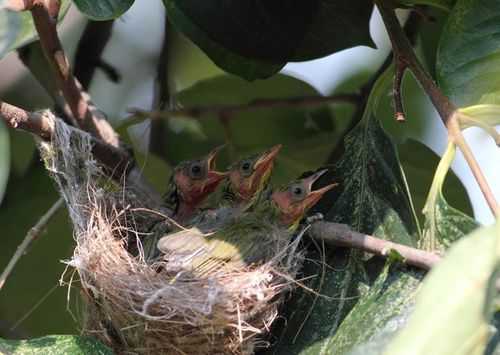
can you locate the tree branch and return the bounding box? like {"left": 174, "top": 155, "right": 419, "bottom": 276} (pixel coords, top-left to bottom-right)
{"left": 0, "top": 101, "right": 132, "bottom": 180}
{"left": 309, "top": 221, "right": 441, "bottom": 270}
{"left": 376, "top": 0, "right": 499, "bottom": 216}
{"left": 27, "top": 0, "right": 119, "bottom": 146}
{"left": 375, "top": 0, "right": 456, "bottom": 124}
{"left": 0, "top": 199, "right": 64, "bottom": 291}
{"left": 74, "top": 19, "right": 117, "bottom": 90}
{"left": 129, "top": 93, "right": 360, "bottom": 122}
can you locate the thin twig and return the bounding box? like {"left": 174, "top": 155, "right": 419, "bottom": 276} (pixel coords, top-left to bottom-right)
{"left": 0, "top": 199, "right": 64, "bottom": 291}
{"left": 309, "top": 221, "right": 441, "bottom": 270}
{"left": 129, "top": 93, "right": 360, "bottom": 122}
{"left": 376, "top": 0, "right": 499, "bottom": 216}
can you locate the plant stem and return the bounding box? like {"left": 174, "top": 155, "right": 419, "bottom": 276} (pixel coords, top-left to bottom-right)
{"left": 376, "top": 0, "right": 499, "bottom": 216}
{"left": 448, "top": 117, "right": 499, "bottom": 215}
{"left": 0, "top": 199, "right": 64, "bottom": 291}
{"left": 310, "top": 222, "right": 441, "bottom": 270}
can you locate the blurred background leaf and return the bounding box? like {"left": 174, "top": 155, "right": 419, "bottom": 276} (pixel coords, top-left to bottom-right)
{"left": 71, "top": 0, "right": 134, "bottom": 20}
{"left": 0, "top": 0, "right": 71, "bottom": 59}
{"left": 437, "top": 0, "right": 500, "bottom": 106}
{"left": 163, "top": 0, "right": 374, "bottom": 80}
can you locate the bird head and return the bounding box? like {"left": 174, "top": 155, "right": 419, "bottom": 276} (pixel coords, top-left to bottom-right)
{"left": 271, "top": 169, "right": 336, "bottom": 229}
{"left": 168, "top": 146, "right": 227, "bottom": 220}
{"left": 227, "top": 144, "right": 282, "bottom": 205}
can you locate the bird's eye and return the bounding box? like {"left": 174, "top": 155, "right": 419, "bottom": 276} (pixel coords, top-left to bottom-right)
{"left": 290, "top": 184, "right": 306, "bottom": 200}
{"left": 239, "top": 160, "right": 253, "bottom": 177}
{"left": 189, "top": 162, "right": 204, "bottom": 179}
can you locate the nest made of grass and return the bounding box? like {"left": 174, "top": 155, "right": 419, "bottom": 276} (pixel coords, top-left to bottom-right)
{"left": 39, "top": 113, "right": 304, "bottom": 355}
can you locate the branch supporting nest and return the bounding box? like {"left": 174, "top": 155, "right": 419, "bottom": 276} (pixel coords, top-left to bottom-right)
{"left": 309, "top": 222, "right": 441, "bottom": 270}
{"left": 0, "top": 102, "right": 133, "bottom": 180}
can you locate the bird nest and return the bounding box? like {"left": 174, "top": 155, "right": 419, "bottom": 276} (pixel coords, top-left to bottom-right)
{"left": 38, "top": 113, "right": 304, "bottom": 354}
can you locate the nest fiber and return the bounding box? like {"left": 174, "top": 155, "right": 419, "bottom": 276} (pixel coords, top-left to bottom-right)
{"left": 39, "top": 114, "right": 304, "bottom": 354}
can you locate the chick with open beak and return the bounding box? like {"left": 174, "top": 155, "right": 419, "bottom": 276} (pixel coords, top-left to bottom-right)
{"left": 271, "top": 169, "right": 337, "bottom": 230}
{"left": 157, "top": 169, "right": 337, "bottom": 276}
{"left": 164, "top": 145, "right": 227, "bottom": 223}
{"left": 223, "top": 144, "right": 282, "bottom": 208}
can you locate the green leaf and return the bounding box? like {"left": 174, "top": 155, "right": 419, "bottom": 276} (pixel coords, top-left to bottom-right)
{"left": 134, "top": 151, "right": 172, "bottom": 195}
{"left": 420, "top": 142, "right": 479, "bottom": 250}
{"left": 437, "top": 0, "right": 500, "bottom": 106}
{"left": 0, "top": 120, "right": 9, "bottom": 204}
{"left": 322, "top": 266, "right": 422, "bottom": 355}
{"left": 384, "top": 224, "right": 500, "bottom": 355}
{"left": 72, "top": 0, "right": 134, "bottom": 20}
{"left": 269, "top": 68, "right": 420, "bottom": 354}
{"left": 9, "top": 129, "right": 35, "bottom": 177}
{"left": 399, "top": 139, "right": 474, "bottom": 226}
{"left": 0, "top": 0, "right": 71, "bottom": 59}
{"left": 167, "top": 74, "right": 338, "bottom": 184}
{"left": 164, "top": 0, "right": 374, "bottom": 80}
{"left": 0, "top": 335, "right": 112, "bottom": 354}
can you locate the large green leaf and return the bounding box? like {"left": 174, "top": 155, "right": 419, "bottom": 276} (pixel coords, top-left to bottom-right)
{"left": 164, "top": 0, "right": 373, "bottom": 80}
{"left": 0, "top": 121, "right": 9, "bottom": 204}
{"left": 160, "top": 74, "right": 339, "bottom": 184}
{"left": 437, "top": 0, "right": 500, "bottom": 106}
{"left": 268, "top": 69, "right": 420, "bottom": 354}
{"left": 72, "top": 0, "right": 134, "bottom": 20}
{"left": 384, "top": 224, "right": 499, "bottom": 355}
{"left": 0, "top": 0, "right": 70, "bottom": 59}
{"left": 0, "top": 335, "right": 112, "bottom": 354}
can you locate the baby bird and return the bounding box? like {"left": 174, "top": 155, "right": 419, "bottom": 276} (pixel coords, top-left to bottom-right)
{"left": 194, "top": 144, "right": 282, "bottom": 228}
{"left": 157, "top": 169, "right": 336, "bottom": 276}
{"left": 141, "top": 146, "right": 227, "bottom": 259}
{"left": 163, "top": 145, "right": 227, "bottom": 223}
{"left": 222, "top": 144, "right": 282, "bottom": 209}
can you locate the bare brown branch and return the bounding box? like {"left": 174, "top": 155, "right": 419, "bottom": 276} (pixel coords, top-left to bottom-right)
{"left": 0, "top": 101, "right": 132, "bottom": 179}
{"left": 310, "top": 221, "right": 441, "bottom": 270}
{"left": 375, "top": 0, "right": 456, "bottom": 124}
{"left": 29, "top": 0, "right": 119, "bottom": 146}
